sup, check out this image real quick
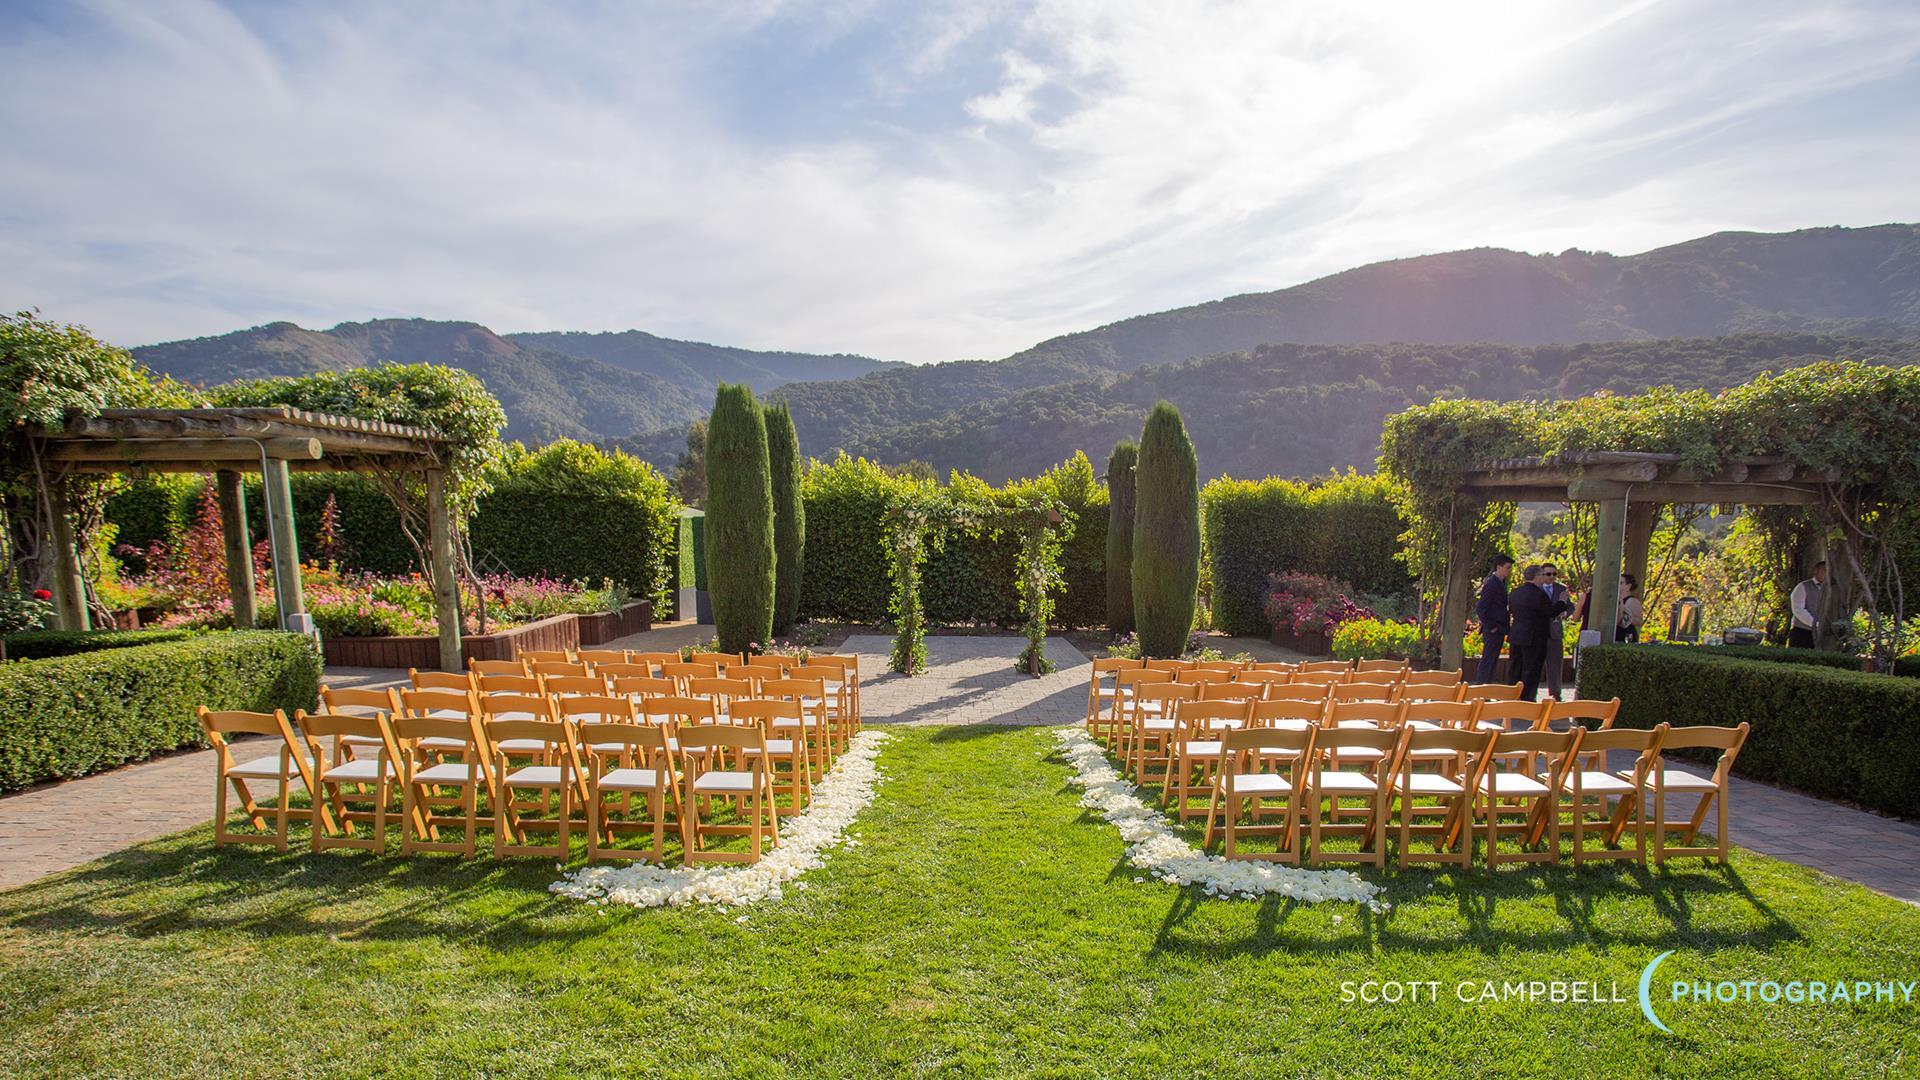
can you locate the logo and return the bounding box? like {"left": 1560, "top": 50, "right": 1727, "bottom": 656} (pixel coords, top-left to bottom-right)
{"left": 1638, "top": 950, "right": 1675, "bottom": 1033}
{"left": 1638, "top": 950, "right": 1915, "bottom": 1035}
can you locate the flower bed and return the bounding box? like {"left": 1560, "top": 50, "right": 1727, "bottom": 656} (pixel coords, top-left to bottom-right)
{"left": 319, "top": 601, "right": 650, "bottom": 668}
{"left": 1262, "top": 572, "right": 1373, "bottom": 655}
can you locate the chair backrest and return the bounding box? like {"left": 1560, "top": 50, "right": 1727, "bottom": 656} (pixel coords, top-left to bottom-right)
{"left": 1656, "top": 723, "right": 1750, "bottom": 782}
{"left": 726, "top": 697, "right": 802, "bottom": 730}
{"left": 1488, "top": 728, "right": 1582, "bottom": 775}
{"left": 397, "top": 687, "right": 476, "bottom": 718}
{"left": 390, "top": 713, "right": 479, "bottom": 750}
{"left": 596, "top": 661, "right": 658, "bottom": 681}
{"left": 1399, "top": 727, "right": 1497, "bottom": 787}
{"left": 636, "top": 695, "right": 717, "bottom": 726}
{"left": 1310, "top": 724, "right": 1402, "bottom": 763}
{"left": 690, "top": 651, "right": 745, "bottom": 671}
{"left": 688, "top": 677, "right": 758, "bottom": 706}
{"left": 1329, "top": 682, "right": 1397, "bottom": 703}
{"left": 1173, "top": 669, "right": 1231, "bottom": 686}
{"left": 1460, "top": 682, "right": 1522, "bottom": 702}
{"left": 1266, "top": 683, "right": 1333, "bottom": 705}
{"left": 1173, "top": 698, "right": 1252, "bottom": 733}
{"left": 1247, "top": 662, "right": 1299, "bottom": 673}
{"left": 1353, "top": 659, "right": 1406, "bottom": 674}
{"left": 628, "top": 652, "right": 684, "bottom": 673}
{"left": 198, "top": 707, "right": 292, "bottom": 741}
{"left": 1544, "top": 698, "right": 1621, "bottom": 732}
{"left": 1298, "top": 660, "right": 1353, "bottom": 674}
{"left": 1092, "top": 657, "right": 1141, "bottom": 676}
{"left": 1134, "top": 682, "right": 1200, "bottom": 710}
{"left": 544, "top": 674, "right": 612, "bottom": 698}
{"left": 485, "top": 717, "right": 572, "bottom": 759}
{"left": 1400, "top": 700, "right": 1478, "bottom": 729}
{"left": 555, "top": 694, "right": 638, "bottom": 725}
{"left": 1475, "top": 700, "right": 1551, "bottom": 733}
{"left": 1189, "top": 660, "right": 1246, "bottom": 674}
{"left": 661, "top": 661, "right": 720, "bottom": 685}
{"left": 789, "top": 662, "right": 846, "bottom": 688}
{"left": 1326, "top": 700, "right": 1400, "bottom": 729}
{"left": 409, "top": 669, "right": 472, "bottom": 692}
{"left": 1574, "top": 725, "right": 1662, "bottom": 757}
{"left": 518, "top": 649, "right": 572, "bottom": 664}
{"left": 1143, "top": 658, "right": 1195, "bottom": 673}
{"left": 1202, "top": 682, "right": 1267, "bottom": 702}
{"left": 320, "top": 685, "right": 399, "bottom": 717}
{"left": 295, "top": 710, "right": 401, "bottom": 770}
{"left": 482, "top": 694, "right": 554, "bottom": 723}
{"left": 811, "top": 654, "right": 860, "bottom": 678}
{"left": 575, "top": 649, "right": 631, "bottom": 669}
{"left": 1251, "top": 698, "right": 1325, "bottom": 730}
{"left": 1291, "top": 671, "right": 1350, "bottom": 686}
{"left": 1398, "top": 683, "right": 1465, "bottom": 703}
{"left": 759, "top": 676, "right": 826, "bottom": 702}
{"left": 1116, "top": 668, "right": 1173, "bottom": 690}
{"left": 529, "top": 660, "right": 591, "bottom": 679}
{"left": 575, "top": 720, "right": 669, "bottom": 758}
{"left": 609, "top": 675, "right": 679, "bottom": 699}
{"left": 1218, "top": 724, "right": 1315, "bottom": 769}
{"left": 1233, "top": 670, "right": 1290, "bottom": 688}
{"left": 468, "top": 658, "right": 527, "bottom": 678}
{"left": 1402, "top": 669, "right": 1462, "bottom": 687}
{"left": 477, "top": 673, "right": 544, "bottom": 697}
{"left": 739, "top": 656, "right": 797, "bottom": 678}
{"left": 1346, "top": 672, "right": 1402, "bottom": 688}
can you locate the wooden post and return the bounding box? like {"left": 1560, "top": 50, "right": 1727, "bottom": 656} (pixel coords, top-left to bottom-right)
{"left": 426, "top": 469, "right": 463, "bottom": 672}
{"left": 215, "top": 470, "right": 258, "bottom": 629}
{"left": 260, "top": 457, "right": 305, "bottom": 628}
{"left": 1438, "top": 503, "right": 1476, "bottom": 671}
{"left": 1623, "top": 502, "right": 1658, "bottom": 590}
{"left": 1588, "top": 496, "right": 1628, "bottom": 644}
{"left": 47, "top": 482, "right": 90, "bottom": 632}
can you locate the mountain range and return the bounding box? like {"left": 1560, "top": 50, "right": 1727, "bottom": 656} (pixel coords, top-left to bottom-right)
{"left": 133, "top": 222, "right": 1920, "bottom": 478}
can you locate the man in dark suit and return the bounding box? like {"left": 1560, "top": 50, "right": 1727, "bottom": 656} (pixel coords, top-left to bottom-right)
{"left": 1474, "top": 555, "right": 1514, "bottom": 684}
{"left": 1508, "top": 563, "right": 1576, "bottom": 700}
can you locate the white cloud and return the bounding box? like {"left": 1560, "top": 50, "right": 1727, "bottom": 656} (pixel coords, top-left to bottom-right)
{"left": 1, "top": 0, "right": 1916, "bottom": 362}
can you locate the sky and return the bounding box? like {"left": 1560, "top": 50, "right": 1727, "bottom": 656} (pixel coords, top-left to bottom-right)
{"left": 3, "top": 0, "right": 1918, "bottom": 363}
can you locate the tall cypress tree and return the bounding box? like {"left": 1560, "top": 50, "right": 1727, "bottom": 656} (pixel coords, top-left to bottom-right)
{"left": 1131, "top": 402, "right": 1199, "bottom": 657}
{"left": 1105, "top": 440, "right": 1138, "bottom": 634}
{"left": 764, "top": 398, "right": 806, "bottom": 635}
{"left": 703, "top": 383, "right": 774, "bottom": 652}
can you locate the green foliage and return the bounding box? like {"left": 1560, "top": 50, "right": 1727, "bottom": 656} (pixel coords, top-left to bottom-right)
{"left": 0, "top": 631, "right": 321, "bottom": 791}
{"left": 1201, "top": 471, "right": 1413, "bottom": 637}
{"left": 1003, "top": 494, "right": 1072, "bottom": 675}
{"left": 469, "top": 439, "right": 679, "bottom": 608}
{"left": 1105, "top": 441, "right": 1137, "bottom": 634}
{"left": 882, "top": 484, "right": 948, "bottom": 675}
{"left": 1132, "top": 402, "right": 1200, "bottom": 657}
{"left": 3, "top": 627, "right": 204, "bottom": 660}
{"left": 671, "top": 419, "right": 708, "bottom": 506}
{"left": 102, "top": 475, "right": 200, "bottom": 574}
{"left": 0, "top": 594, "right": 53, "bottom": 635}
{"left": 764, "top": 401, "right": 806, "bottom": 635}
{"left": 704, "top": 384, "right": 775, "bottom": 653}
{"left": 1578, "top": 643, "right": 1920, "bottom": 818}
{"left": 1330, "top": 618, "right": 1425, "bottom": 661}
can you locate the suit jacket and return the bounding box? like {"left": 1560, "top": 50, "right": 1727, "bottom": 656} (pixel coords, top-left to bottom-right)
{"left": 1476, "top": 574, "right": 1510, "bottom": 632}
{"left": 1508, "top": 581, "right": 1574, "bottom": 645}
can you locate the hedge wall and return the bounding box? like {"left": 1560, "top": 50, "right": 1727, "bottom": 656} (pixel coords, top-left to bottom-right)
{"left": 3, "top": 628, "right": 206, "bottom": 661}
{"left": 1578, "top": 643, "right": 1920, "bottom": 818}
{"left": 1202, "top": 471, "right": 1412, "bottom": 636}
{"left": 1671, "top": 642, "right": 1919, "bottom": 678}
{"left": 0, "top": 631, "right": 323, "bottom": 791}
{"left": 797, "top": 453, "right": 1109, "bottom": 629}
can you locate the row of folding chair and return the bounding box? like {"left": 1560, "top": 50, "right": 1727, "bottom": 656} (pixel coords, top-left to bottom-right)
{"left": 1189, "top": 716, "right": 1749, "bottom": 868}
{"left": 1085, "top": 660, "right": 1477, "bottom": 734}
{"left": 471, "top": 646, "right": 863, "bottom": 726}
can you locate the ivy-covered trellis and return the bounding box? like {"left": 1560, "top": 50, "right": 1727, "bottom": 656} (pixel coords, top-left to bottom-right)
{"left": 1380, "top": 361, "right": 1920, "bottom": 671}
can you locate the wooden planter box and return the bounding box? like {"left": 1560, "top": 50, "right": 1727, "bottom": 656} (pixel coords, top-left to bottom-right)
{"left": 321, "top": 601, "right": 650, "bottom": 669}
{"left": 1269, "top": 626, "right": 1330, "bottom": 656}
{"left": 1456, "top": 656, "right": 1577, "bottom": 684}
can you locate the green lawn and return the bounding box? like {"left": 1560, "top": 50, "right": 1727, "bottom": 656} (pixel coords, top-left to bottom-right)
{"left": 2, "top": 725, "right": 1916, "bottom": 1077}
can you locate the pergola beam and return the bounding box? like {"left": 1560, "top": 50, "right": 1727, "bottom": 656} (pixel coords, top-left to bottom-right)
{"left": 1567, "top": 479, "right": 1824, "bottom": 506}
{"left": 45, "top": 437, "right": 322, "bottom": 463}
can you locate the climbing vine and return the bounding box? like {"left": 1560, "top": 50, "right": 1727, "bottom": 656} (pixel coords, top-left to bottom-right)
{"left": 882, "top": 486, "right": 962, "bottom": 675}
{"left": 995, "top": 494, "right": 1073, "bottom": 675}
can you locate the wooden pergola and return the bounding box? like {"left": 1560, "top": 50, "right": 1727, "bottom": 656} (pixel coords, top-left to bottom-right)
{"left": 1436, "top": 450, "right": 1849, "bottom": 669}
{"left": 38, "top": 406, "right": 467, "bottom": 670}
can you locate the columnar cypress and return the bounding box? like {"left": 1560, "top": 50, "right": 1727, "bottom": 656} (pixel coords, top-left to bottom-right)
{"left": 764, "top": 398, "right": 806, "bottom": 635}
{"left": 1131, "top": 402, "right": 1199, "bottom": 657}
{"left": 703, "top": 384, "right": 774, "bottom": 652}
{"left": 1105, "top": 440, "right": 1138, "bottom": 634}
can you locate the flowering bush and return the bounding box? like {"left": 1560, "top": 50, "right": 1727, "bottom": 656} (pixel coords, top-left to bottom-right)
{"left": 1104, "top": 630, "right": 1252, "bottom": 664}
{"left": 1330, "top": 617, "right": 1426, "bottom": 662}
{"left": 0, "top": 593, "right": 54, "bottom": 634}
{"left": 1262, "top": 572, "right": 1375, "bottom": 638}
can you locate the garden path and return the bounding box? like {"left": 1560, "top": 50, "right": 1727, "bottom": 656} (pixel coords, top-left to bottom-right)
{"left": 0, "top": 628, "right": 1916, "bottom": 904}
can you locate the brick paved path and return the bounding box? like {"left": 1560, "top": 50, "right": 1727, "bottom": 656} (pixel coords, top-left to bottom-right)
{"left": 1, "top": 628, "right": 1915, "bottom": 903}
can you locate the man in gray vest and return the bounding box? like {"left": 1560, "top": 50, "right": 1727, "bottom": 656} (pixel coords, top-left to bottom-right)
{"left": 1788, "top": 560, "right": 1828, "bottom": 648}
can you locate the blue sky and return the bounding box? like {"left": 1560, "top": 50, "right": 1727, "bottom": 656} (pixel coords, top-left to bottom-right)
{"left": 3, "top": 0, "right": 1917, "bottom": 362}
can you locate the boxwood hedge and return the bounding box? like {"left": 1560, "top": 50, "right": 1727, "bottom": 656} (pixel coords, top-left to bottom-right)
{"left": 0, "top": 631, "right": 323, "bottom": 791}
{"left": 1578, "top": 643, "right": 1920, "bottom": 818}
{"left": 3, "top": 628, "right": 206, "bottom": 661}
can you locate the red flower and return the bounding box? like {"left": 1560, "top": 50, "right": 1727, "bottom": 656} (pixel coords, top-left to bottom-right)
{"left": 31, "top": 589, "right": 51, "bottom": 601}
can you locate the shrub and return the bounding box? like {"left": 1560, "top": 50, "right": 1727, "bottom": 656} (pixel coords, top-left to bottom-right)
{"left": 0, "top": 593, "right": 53, "bottom": 635}
{"left": 1578, "top": 643, "right": 1920, "bottom": 818}
{"left": 0, "top": 631, "right": 322, "bottom": 791}
{"left": 3, "top": 627, "right": 204, "bottom": 660}
{"left": 1263, "top": 572, "right": 1376, "bottom": 638}
{"left": 765, "top": 400, "right": 806, "bottom": 635}
{"left": 1132, "top": 402, "right": 1200, "bottom": 657}
{"left": 1106, "top": 441, "right": 1138, "bottom": 634}
{"left": 705, "top": 384, "right": 775, "bottom": 653}
{"left": 1331, "top": 618, "right": 1424, "bottom": 661}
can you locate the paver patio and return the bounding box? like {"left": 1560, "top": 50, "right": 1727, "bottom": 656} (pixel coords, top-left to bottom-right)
{"left": 1, "top": 626, "right": 1915, "bottom": 903}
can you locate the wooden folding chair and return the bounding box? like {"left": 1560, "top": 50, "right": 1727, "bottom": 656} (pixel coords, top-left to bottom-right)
{"left": 1297, "top": 660, "right": 1353, "bottom": 674}
{"left": 1476, "top": 729, "right": 1581, "bottom": 867}
{"left": 477, "top": 673, "right": 544, "bottom": 698}
{"left": 1166, "top": 699, "right": 1254, "bottom": 820}
{"left": 518, "top": 649, "right": 573, "bottom": 664}
{"left": 1127, "top": 682, "right": 1199, "bottom": 786}
{"left": 1201, "top": 681, "right": 1268, "bottom": 704}
{"left": 579, "top": 719, "right": 683, "bottom": 863}
{"left": 1461, "top": 682, "right": 1523, "bottom": 702}
{"left": 468, "top": 659, "right": 527, "bottom": 678}
{"left": 397, "top": 688, "right": 495, "bottom": 805}
{"left": 1246, "top": 662, "right": 1299, "bottom": 674}
{"left": 1354, "top": 659, "right": 1407, "bottom": 675}
{"left": 1251, "top": 698, "right": 1324, "bottom": 731}
{"left": 738, "top": 655, "right": 797, "bottom": 685}
{"left": 410, "top": 668, "right": 472, "bottom": 693}
{"left": 393, "top": 714, "right": 489, "bottom": 856}
{"left": 1553, "top": 724, "right": 1665, "bottom": 864}
{"left": 1264, "top": 681, "right": 1333, "bottom": 707}
{"left": 319, "top": 685, "right": 401, "bottom": 764}
{"left": 728, "top": 699, "right": 814, "bottom": 812}
{"left": 810, "top": 654, "right": 861, "bottom": 730}
{"left": 1231, "top": 670, "right": 1290, "bottom": 691}
{"left": 1108, "top": 668, "right": 1172, "bottom": 750}
{"left": 198, "top": 707, "right": 315, "bottom": 851}
{"left": 1330, "top": 681, "right": 1397, "bottom": 703}
{"left": 1189, "top": 660, "right": 1246, "bottom": 675}
{"left": 1392, "top": 727, "right": 1496, "bottom": 867}
{"left": 758, "top": 676, "right": 835, "bottom": 762}
{"left": 529, "top": 659, "right": 591, "bottom": 680}
{"left": 690, "top": 650, "right": 745, "bottom": 674}
{"left": 1398, "top": 681, "right": 1465, "bottom": 703}
{"left": 1143, "top": 658, "right": 1195, "bottom": 674}
{"left": 661, "top": 660, "right": 720, "bottom": 693}
{"left": 1204, "top": 725, "right": 1315, "bottom": 861}
{"left": 627, "top": 651, "right": 684, "bottom": 675}
{"left": 1638, "top": 723, "right": 1749, "bottom": 864}
{"left": 1303, "top": 725, "right": 1403, "bottom": 866}
{"left": 1173, "top": 668, "right": 1232, "bottom": 687}
{"left": 678, "top": 724, "right": 780, "bottom": 864}
{"left": 1291, "top": 670, "right": 1350, "bottom": 688}
{"left": 575, "top": 649, "right": 631, "bottom": 670}
{"left": 1402, "top": 669, "right": 1462, "bottom": 689}
{"left": 544, "top": 674, "right": 612, "bottom": 699}
{"left": 1400, "top": 699, "right": 1478, "bottom": 732}
{"left": 1086, "top": 657, "right": 1142, "bottom": 738}
{"left": 689, "top": 676, "right": 759, "bottom": 717}
{"left": 791, "top": 662, "right": 854, "bottom": 755}
{"left": 609, "top": 674, "right": 678, "bottom": 701}
{"left": 297, "top": 711, "right": 403, "bottom": 852}
{"left": 485, "top": 716, "right": 576, "bottom": 859}
{"left": 1542, "top": 698, "right": 1622, "bottom": 770}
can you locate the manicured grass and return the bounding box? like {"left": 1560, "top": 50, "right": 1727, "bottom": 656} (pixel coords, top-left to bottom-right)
{"left": 1, "top": 725, "right": 1916, "bottom": 1077}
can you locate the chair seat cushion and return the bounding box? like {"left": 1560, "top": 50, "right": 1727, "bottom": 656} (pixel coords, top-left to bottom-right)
{"left": 417, "top": 736, "right": 469, "bottom": 751}
{"left": 1313, "top": 770, "right": 1379, "bottom": 793}
{"left": 741, "top": 739, "right": 799, "bottom": 756}
{"left": 1479, "top": 771, "right": 1549, "bottom": 797}
{"left": 1180, "top": 740, "right": 1223, "bottom": 757}
{"left": 496, "top": 737, "right": 547, "bottom": 752}
{"left": 1216, "top": 772, "right": 1291, "bottom": 795}
{"left": 1393, "top": 772, "right": 1464, "bottom": 795}
{"left": 412, "top": 762, "right": 483, "bottom": 784}
{"left": 1326, "top": 746, "right": 1387, "bottom": 761}
{"left": 1141, "top": 718, "right": 1175, "bottom": 733}
{"left": 340, "top": 733, "right": 385, "bottom": 747}
{"left": 692, "top": 770, "right": 760, "bottom": 794}
{"left": 1556, "top": 769, "right": 1635, "bottom": 794}
{"left": 598, "top": 767, "right": 665, "bottom": 791}
{"left": 504, "top": 765, "right": 566, "bottom": 788}
{"left": 322, "top": 759, "right": 392, "bottom": 783}
{"left": 1637, "top": 768, "right": 1719, "bottom": 793}
{"left": 229, "top": 754, "right": 312, "bottom": 780}
{"left": 1404, "top": 720, "right": 1442, "bottom": 731}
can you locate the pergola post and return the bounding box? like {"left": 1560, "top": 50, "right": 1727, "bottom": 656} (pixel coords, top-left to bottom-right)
{"left": 1438, "top": 503, "right": 1476, "bottom": 672}
{"left": 46, "top": 481, "right": 90, "bottom": 632}
{"left": 1588, "top": 496, "right": 1628, "bottom": 643}
{"left": 215, "top": 470, "right": 258, "bottom": 629}
{"left": 1623, "top": 502, "right": 1658, "bottom": 589}
{"left": 260, "top": 457, "right": 306, "bottom": 629}
{"left": 425, "top": 469, "right": 463, "bottom": 672}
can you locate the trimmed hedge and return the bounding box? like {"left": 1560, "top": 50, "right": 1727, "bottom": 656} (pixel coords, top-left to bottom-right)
{"left": 3, "top": 628, "right": 206, "bottom": 661}
{"left": 706, "top": 384, "right": 775, "bottom": 653}
{"left": 1133, "top": 402, "right": 1200, "bottom": 657}
{"left": 797, "top": 453, "right": 1110, "bottom": 630}
{"left": 765, "top": 400, "right": 806, "bottom": 635}
{"left": 1203, "top": 471, "right": 1412, "bottom": 637}
{"left": 1678, "top": 642, "right": 1919, "bottom": 678}
{"left": 0, "top": 631, "right": 323, "bottom": 791}
{"left": 1578, "top": 643, "right": 1920, "bottom": 819}
{"left": 1106, "top": 441, "right": 1137, "bottom": 634}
